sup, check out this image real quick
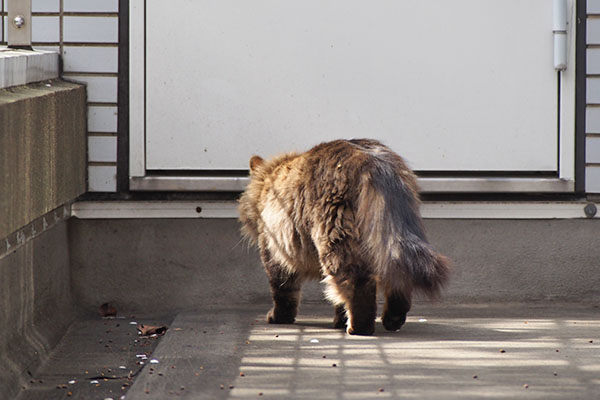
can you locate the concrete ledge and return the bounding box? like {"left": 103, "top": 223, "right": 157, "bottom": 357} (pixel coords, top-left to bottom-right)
{"left": 0, "top": 47, "right": 59, "bottom": 89}
{"left": 0, "top": 79, "right": 87, "bottom": 239}
{"left": 72, "top": 200, "right": 600, "bottom": 220}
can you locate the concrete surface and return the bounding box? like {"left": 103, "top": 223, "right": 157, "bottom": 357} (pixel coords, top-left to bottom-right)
{"left": 6, "top": 216, "right": 600, "bottom": 399}
{"left": 68, "top": 218, "right": 600, "bottom": 317}
{"left": 16, "top": 302, "right": 600, "bottom": 400}
{"left": 0, "top": 79, "right": 87, "bottom": 239}
{"left": 0, "top": 220, "right": 76, "bottom": 400}
{"left": 0, "top": 48, "right": 59, "bottom": 89}
{"left": 16, "top": 316, "right": 169, "bottom": 400}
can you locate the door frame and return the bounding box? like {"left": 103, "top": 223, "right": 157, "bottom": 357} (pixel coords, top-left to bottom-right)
{"left": 128, "top": 0, "right": 578, "bottom": 193}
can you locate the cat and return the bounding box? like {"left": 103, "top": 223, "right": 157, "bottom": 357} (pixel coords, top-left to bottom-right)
{"left": 238, "top": 139, "right": 450, "bottom": 335}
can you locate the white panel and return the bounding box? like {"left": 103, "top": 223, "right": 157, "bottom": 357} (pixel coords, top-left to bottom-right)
{"left": 88, "top": 136, "right": 117, "bottom": 162}
{"left": 588, "top": 17, "right": 600, "bottom": 44}
{"left": 589, "top": 0, "right": 600, "bottom": 14}
{"left": 63, "top": 0, "right": 118, "bottom": 12}
{"left": 62, "top": 46, "right": 118, "bottom": 73}
{"left": 88, "top": 166, "right": 117, "bottom": 192}
{"left": 32, "top": 16, "right": 59, "bottom": 43}
{"left": 146, "top": 0, "right": 558, "bottom": 172}
{"left": 63, "top": 16, "right": 118, "bottom": 43}
{"left": 88, "top": 106, "right": 117, "bottom": 132}
{"left": 588, "top": 78, "right": 600, "bottom": 104}
{"left": 586, "top": 166, "right": 600, "bottom": 192}
{"left": 587, "top": 137, "right": 600, "bottom": 163}
{"left": 32, "top": 0, "right": 59, "bottom": 12}
{"left": 67, "top": 75, "right": 117, "bottom": 102}
{"left": 588, "top": 48, "right": 600, "bottom": 74}
{"left": 587, "top": 107, "right": 600, "bottom": 133}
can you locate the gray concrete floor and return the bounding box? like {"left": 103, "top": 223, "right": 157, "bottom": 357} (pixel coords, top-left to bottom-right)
{"left": 17, "top": 302, "right": 600, "bottom": 400}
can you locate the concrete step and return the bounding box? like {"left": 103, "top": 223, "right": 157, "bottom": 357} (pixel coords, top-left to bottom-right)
{"left": 14, "top": 302, "right": 600, "bottom": 399}
{"left": 123, "top": 302, "right": 600, "bottom": 400}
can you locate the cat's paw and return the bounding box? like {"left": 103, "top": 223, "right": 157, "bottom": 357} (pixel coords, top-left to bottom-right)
{"left": 347, "top": 324, "right": 375, "bottom": 336}
{"left": 333, "top": 314, "right": 348, "bottom": 330}
{"left": 266, "top": 308, "right": 295, "bottom": 324}
{"left": 382, "top": 314, "right": 406, "bottom": 331}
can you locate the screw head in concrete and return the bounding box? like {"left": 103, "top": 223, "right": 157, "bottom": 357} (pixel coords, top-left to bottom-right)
{"left": 584, "top": 203, "right": 597, "bottom": 218}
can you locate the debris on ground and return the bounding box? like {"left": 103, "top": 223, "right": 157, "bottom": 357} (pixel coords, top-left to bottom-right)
{"left": 137, "top": 324, "right": 168, "bottom": 337}
{"left": 99, "top": 303, "right": 118, "bottom": 317}
{"left": 17, "top": 315, "right": 168, "bottom": 400}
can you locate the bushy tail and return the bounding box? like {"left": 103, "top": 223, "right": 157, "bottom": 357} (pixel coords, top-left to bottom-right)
{"left": 356, "top": 162, "right": 450, "bottom": 298}
{"left": 394, "top": 234, "right": 451, "bottom": 297}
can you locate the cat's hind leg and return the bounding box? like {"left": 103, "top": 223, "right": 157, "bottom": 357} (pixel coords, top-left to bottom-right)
{"left": 333, "top": 304, "right": 347, "bottom": 330}
{"left": 261, "top": 249, "right": 302, "bottom": 324}
{"left": 381, "top": 287, "right": 412, "bottom": 331}
{"left": 266, "top": 271, "right": 301, "bottom": 324}
{"left": 323, "top": 267, "right": 377, "bottom": 335}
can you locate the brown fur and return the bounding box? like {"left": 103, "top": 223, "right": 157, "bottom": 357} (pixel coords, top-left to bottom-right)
{"left": 239, "top": 139, "right": 450, "bottom": 335}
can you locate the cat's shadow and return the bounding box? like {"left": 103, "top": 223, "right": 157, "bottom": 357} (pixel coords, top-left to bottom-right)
{"left": 292, "top": 316, "right": 527, "bottom": 342}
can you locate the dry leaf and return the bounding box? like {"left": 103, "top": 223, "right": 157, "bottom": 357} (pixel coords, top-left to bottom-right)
{"left": 137, "top": 324, "right": 168, "bottom": 336}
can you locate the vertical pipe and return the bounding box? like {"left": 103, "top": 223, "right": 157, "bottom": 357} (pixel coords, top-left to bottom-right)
{"left": 553, "top": 0, "right": 568, "bottom": 70}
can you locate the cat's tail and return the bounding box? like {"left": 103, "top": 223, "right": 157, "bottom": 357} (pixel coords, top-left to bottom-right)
{"left": 356, "top": 160, "right": 450, "bottom": 298}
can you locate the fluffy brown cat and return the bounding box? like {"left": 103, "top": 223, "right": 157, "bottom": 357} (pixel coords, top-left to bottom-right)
{"left": 238, "top": 139, "right": 449, "bottom": 335}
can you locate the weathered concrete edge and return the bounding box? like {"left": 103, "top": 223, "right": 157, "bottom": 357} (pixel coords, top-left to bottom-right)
{"left": 0, "top": 48, "right": 59, "bottom": 89}
{"left": 0, "top": 204, "right": 71, "bottom": 261}
{"left": 0, "top": 79, "right": 87, "bottom": 239}
{"left": 0, "top": 220, "right": 76, "bottom": 400}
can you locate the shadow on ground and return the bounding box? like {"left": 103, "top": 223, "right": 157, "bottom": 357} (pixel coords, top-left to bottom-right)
{"left": 122, "top": 302, "right": 600, "bottom": 400}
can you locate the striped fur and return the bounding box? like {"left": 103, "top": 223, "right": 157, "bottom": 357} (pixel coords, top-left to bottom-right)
{"left": 238, "top": 139, "right": 450, "bottom": 335}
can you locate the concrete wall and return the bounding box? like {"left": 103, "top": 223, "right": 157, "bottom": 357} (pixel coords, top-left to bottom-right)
{"left": 0, "top": 79, "right": 87, "bottom": 239}
{"left": 68, "top": 218, "right": 600, "bottom": 317}
{"left": 0, "top": 79, "right": 86, "bottom": 399}
{"left": 0, "top": 220, "right": 75, "bottom": 400}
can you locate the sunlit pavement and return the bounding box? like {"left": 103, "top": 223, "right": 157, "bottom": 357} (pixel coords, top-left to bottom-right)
{"left": 123, "top": 303, "right": 600, "bottom": 400}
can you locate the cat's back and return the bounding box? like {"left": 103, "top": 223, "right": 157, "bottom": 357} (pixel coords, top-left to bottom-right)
{"left": 301, "top": 139, "right": 414, "bottom": 195}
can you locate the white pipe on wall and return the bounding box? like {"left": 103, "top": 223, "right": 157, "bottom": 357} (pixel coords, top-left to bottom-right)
{"left": 553, "top": 0, "right": 568, "bottom": 70}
